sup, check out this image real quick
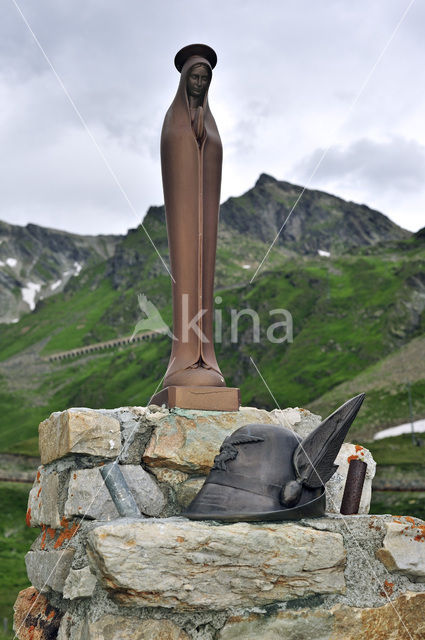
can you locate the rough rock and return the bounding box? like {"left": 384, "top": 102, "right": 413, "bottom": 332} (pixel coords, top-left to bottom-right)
{"left": 57, "top": 613, "right": 85, "bottom": 640}
{"left": 58, "top": 613, "right": 189, "bottom": 640}
{"left": 27, "top": 466, "right": 61, "bottom": 528}
{"left": 326, "top": 443, "right": 376, "bottom": 514}
{"left": 152, "top": 468, "right": 190, "bottom": 486}
{"left": 270, "top": 406, "right": 322, "bottom": 438}
{"left": 63, "top": 566, "right": 97, "bottom": 600}
{"left": 64, "top": 465, "right": 165, "bottom": 519}
{"left": 376, "top": 517, "right": 425, "bottom": 582}
{"left": 332, "top": 592, "right": 425, "bottom": 639}
{"left": 174, "top": 477, "right": 206, "bottom": 508}
{"left": 218, "top": 609, "right": 335, "bottom": 640}
{"left": 104, "top": 406, "right": 154, "bottom": 464}
{"left": 75, "top": 615, "right": 189, "bottom": 640}
{"left": 13, "top": 586, "right": 63, "bottom": 640}
{"left": 39, "top": 408, "right": 120, "bottom": 464}
{"left": 87, "top": 518, "right": 345, "bottom": 610}
{"left": 25, "top": 549, "right": 74, "bottom": 593}
{"left": 143, "top": 406, "right": 295, "bottom": 474}
{"left": 218, "top": 592, "right": 425, "bottom": 639}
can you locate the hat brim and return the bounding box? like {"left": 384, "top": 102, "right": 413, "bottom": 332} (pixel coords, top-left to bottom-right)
{"left": 183, "top": 483, "right": 326, "bottom": 522}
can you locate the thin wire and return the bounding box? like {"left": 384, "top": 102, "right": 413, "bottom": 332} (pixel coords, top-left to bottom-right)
{"left": 250, "top": 0, "right": 417, "bottom": 283}
{"left": 9, "top": 0, "right": 174, "bottom": 283}
{"left": 249, "top": 355, "right": 415, "bottom": 640}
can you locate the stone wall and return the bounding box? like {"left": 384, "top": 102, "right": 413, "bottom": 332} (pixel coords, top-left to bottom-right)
{"left": 14, "top": 405, "right": 425, "bottom": 639}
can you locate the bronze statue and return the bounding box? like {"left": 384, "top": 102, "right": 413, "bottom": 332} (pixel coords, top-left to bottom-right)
{"left": 152, "top": 44, "right": 239, "bottom": 410}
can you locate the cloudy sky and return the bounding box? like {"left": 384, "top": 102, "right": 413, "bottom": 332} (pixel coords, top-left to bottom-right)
{"left": 0, "top": 0, "right": 424, "bottom": 236}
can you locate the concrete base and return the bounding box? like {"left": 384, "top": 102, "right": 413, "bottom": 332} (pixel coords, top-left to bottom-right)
{"left": 150, "top": 385, "right": 240, "bottom": 411}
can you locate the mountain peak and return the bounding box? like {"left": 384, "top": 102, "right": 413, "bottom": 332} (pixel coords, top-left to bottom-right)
{"left": 220, "top": 175, "right": 410, "bottom": 254}
{"left": 255, "top": 173, "right": 277, "bottom": 187}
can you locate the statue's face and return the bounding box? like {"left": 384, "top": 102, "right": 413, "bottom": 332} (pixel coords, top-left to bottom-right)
{"left": 187, "top": 64, "right": 210, "bottom": 100}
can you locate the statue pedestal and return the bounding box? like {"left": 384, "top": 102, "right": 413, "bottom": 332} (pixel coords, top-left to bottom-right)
{"left": 14, "top": 404, "right": 425, "bottom": 640}
{"left": 150, "top": 385, "right": 240, "bottom": 411}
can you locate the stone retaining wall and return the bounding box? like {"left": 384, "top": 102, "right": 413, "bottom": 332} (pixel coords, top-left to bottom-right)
{"left": 13, "top": 405, "right": 425, "bottom": 639}
{"left": 46, "top": 330, "right": 166, "bottom": 362}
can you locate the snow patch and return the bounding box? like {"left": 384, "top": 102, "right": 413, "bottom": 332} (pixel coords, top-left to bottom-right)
{"left": 21, "top": 282, "right": 41, "bottom": 311}
{"left": 6, "top": 257, "right": 17, "bottom": 267}
{"left": 50, "top": 280, "right": 62, "bottom": 291}
{"left": 374, "top": 418, "right": 425, "bottom": 440}
{"left": 318, "top": 250, "right": 330, "bottom": 258}
{"left": 73, "top": 262, "right": 82, "bottom": 275}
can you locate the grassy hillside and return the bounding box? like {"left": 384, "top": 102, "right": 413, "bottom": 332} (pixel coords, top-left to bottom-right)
{"left": 0, "top": 482, "right": 38, "bottom": 639}
{"left": 0, "top": 244, "right": 424, "bottom": 455}
{"left": 367, "top": 434, "right": 425, "bottom": 520}
{"left": 309, "top": 335, "right": 425, "bottom": 435}
{"left": 0, "top": 179, "right": 423, "bottom": 455}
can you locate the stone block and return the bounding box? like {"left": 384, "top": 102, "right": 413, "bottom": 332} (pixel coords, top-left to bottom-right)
{"left": 218, "top": 609, "right": 335, "bottom": 640}
{"left": 64, "top": 465, "right": 165, "bottom": 520}
{"left": 105, "top": 406, "right": 153, "bottom": 464}
{"left": 57, "top": 614, "right": 86, "bottom": 640}
{"left": 376, "top": 516, "right": 425, "bottom": 582}
{"left": 63, "top": 566, "right": 97, "bottom": 599}
{"left": 174, "top": 477, "right": 206, "bottom": 508}
{"left": 151, "top": 467, "right": 190, "bottom": 486}
{"left": 39, "top": 408, "right": 120, "bottom": 464}
{"left": 331, "top": 592, "right": 425, "bottom": 639}
{"left": 13, "top": 586, "right": 62, "bottom": 640}
{"left": 218, "top": 592, "right": 425, "bottom": 640}
{"left": 87, "top": 615, "right": 189, "bottom": 639}
{"left": 270, "top": 406, "right": 322, "bottom": 438}
{"left": 58, "top": 613, "right": 189, "bottom": 640}
{"left": 326, "top": 443, "right": 376, "bottom": 514}
{"left": 25, "top": 549, "right": 74, "bottom": 593}
{"left": 143, "top": 406, "right": 290, "bottom": 474}
{"left": 87, "top": 518, "right": 345, "bottom": 610}
{"left": 27, "top": 466, "right": 61, "bottom": 528}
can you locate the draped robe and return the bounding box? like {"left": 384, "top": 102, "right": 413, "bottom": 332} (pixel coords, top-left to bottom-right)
{"left": 161, "top": 55, "right": 225, "bottom": 388}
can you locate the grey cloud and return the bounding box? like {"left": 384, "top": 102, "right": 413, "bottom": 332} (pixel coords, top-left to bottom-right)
{"left": 295, "top": 137, "right": 425, "bottom": 194}
{"left": 0, "top": 0, "right": 423, "bottom": 234}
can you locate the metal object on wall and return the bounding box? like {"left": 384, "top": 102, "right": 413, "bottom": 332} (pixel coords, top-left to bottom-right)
{"left": 184, "top": 393, "right": 365, "bottom": 521}
{"left": 340, "top": 458, "right": 367, "bottom": 515}
{"left": 150, "top": 44, "right": 240, "bottom": 411}
{"left": 100, "top": 463, "right": 142, "bottom": 518}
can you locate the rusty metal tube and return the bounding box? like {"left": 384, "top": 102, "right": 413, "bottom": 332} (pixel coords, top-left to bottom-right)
{"left": 340, "top": 459, "right": 367, "bottom": 515}
{"left": 100, "top": 463, "right": 142, "bottom": 518}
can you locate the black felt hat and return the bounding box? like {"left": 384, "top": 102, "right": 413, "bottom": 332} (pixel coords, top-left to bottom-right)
{"left": 184, "top": 394, "right": 365, "bottom": 522}
{"left": 174, "top": 44, "right": 217, "bottom": 72}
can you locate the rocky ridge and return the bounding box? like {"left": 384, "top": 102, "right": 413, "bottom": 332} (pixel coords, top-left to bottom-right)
{"left": 0, "top": 220, "right": 120, "bottom": 323}
{"left": 220, "top": 173, "right": 410, "bottom": 253}
{"left": 1, "top": 174, "right": 410, "bottom": 323}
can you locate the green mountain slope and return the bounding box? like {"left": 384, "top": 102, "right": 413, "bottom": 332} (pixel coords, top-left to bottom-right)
{"left": 0, "top": 220, "right": 120, "bottom": 324}
{"left": 0, "top": 177, "right": 423, "bottom": 455}
{"left": 309, "top": 335, "right": 425, "bottom": 438}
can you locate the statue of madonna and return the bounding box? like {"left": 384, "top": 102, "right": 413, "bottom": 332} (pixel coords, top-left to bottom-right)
{"left": 160, "top": 44, "right": 226, "bottom": 389}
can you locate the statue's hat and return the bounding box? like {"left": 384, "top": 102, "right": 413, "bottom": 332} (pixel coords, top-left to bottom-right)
{"left": 184, "top": 394, "right": 365, "bottom": 521}
{"left": 174, "top": 44, "right": 217, "bottom": 72}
